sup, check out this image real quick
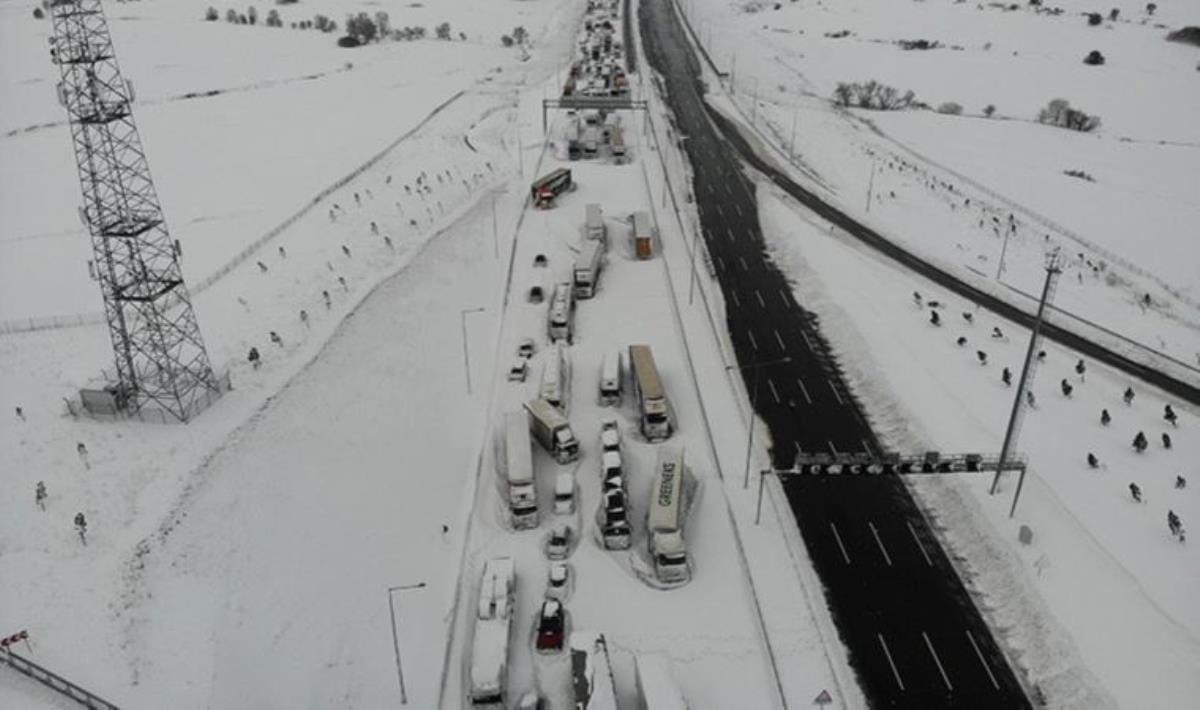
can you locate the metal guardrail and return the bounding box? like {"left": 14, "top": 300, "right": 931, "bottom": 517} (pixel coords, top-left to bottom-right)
{"left": 1, "top": 650, "right": 121, "bottom": 710}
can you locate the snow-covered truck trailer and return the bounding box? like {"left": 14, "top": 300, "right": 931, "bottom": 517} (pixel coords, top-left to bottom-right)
{"left": 525, "top": 398, "right": 580, "bottom": 464}
{"left": 548, "top": 282, "right": 575, "bottom": 343}
{"left": 648, "top": 448, "right": 690, "bottom": 584}
{"left": 539, "top": 341, "right": 570, "bottom": 413}
{"left": 573, "top": 240, "right": 605, "bottom": 299}
{"left": 598, "top": 348, "right": 621, "bottom": 406}
{"left": 532, "top": 168, "right": 573, "bottom": 209}
{"left": 609, "top": 125, "right": 626, "bottom": 162}
{"left": 469, "top": 557, "right": 516, "bottom": 707}
{"left": 629, "top": 344, "right": 671, "bottom": 441}
{"left": 571, "top": 631, "right": 618, "bottom": 710}
{"left": 584, "top": 203, "right": 607, "bottom": 243}
{"left": 632, "top": 211, "right": 653, "bottom": 259}
{"left": 504, "top": 411, "right": 538, "bottom": 529}
{"left": 634, "top": 654, "right": 689, "bottom": 710}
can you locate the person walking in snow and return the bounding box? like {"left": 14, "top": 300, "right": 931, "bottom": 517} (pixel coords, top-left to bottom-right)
{"left": 1100, "top": 409, "right": 1111, "bottom": 426}
{"left": 35, "top": 481, "right": 47, "bottom": 511}
{"left": 256, "top": 260, "right": 268, "bottom": 273}
{"left": 370, "top": 221, "right": 379, "bottom": 235}
{"left": 913, "top": 291, "right": 923, "bottom": 307}
{"left": 962, "top": 312, "right": 974, "bottom": 324}
{"left": 1123, "top": 386, "right": 1135, "bottom": 406}
{"left": 341, "top": 245, "right": 352, "bottom": 258}
{"left": 15, "top": 406, "right": 24, "bottom": 421}
{"left": 247, "top": 347, "right": 261, "bottom": 370}
{"left": 1163, "top": 405, "right": 1178, "bottom": 427}
{"left": 76, "top": 442, "right": 89, "bottom": 470}
{"left": 384, "top": 235, "right": 394, "bottom": 250}
{"left": 1162, "top": 432, "right": 1172, "bottom": 449}
{"left": 1133, "top": 431, "right": 1148, "bottom": 453}
{"left": 1087, "top": 452, "right": 1100, "bottom": 469}
{"left": 74, "top": 512, "right": 88, "bottom": 545}
{"left": 323, "top": 290, "right": 332, "bottom": 310}
{"left": 1036, "top": 350, "right": 1047, "bottom": 362}
{"left": 1167, "top": 510, "right": 1183, "bottom": 540}
{"left": 1129, "top": 483, "right": 1142, "bottom": 502}
{"left": 1026, "top": 390, "right": 1037, "bottom": 409}
{"left": 1061, "top": 379, "right": 1073, "bottom": 398}
{"left": 956, "top": 336, "right": 968, "bottom": 347}
{"left": 991, "top": 326, "right": 1004, "bottom": 339}
{"left": 1002, "top": 367, "right": 1012, "bottom": 386}
{"left": 270, "top": 331, "right": 283, "bottom": 348}
{"left": 976, "top": 350, "right": 988, "bottom": 365}
{"left": 338, "top": 276, "right": 348, "bottom": 292}
{"left": 1075, "top": 359, "right": 1086, "bottom": 381}
{"left": 278, "top": 246, "right": 287, "bottom": 259}
{"left": 1176, "top": 475, "right": 1188, "bottom": 489}
{"left": 299, "top": 310, "right": 309, "bottom": 329}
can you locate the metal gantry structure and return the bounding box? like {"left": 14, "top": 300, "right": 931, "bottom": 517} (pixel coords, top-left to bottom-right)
{"left": 49, "top": 0, "right": 220, "bottom": 422}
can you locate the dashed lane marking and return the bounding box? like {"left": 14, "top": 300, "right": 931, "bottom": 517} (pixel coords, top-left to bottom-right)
{"left": 735, "top": 203, "right": 744, "bottom": 218}
{"left": 878, "top": 634, "right": 905, "bottom": 691}
{"left": 827, "top": 440, "right": 839, "bottom": 455}
{"left": 730, "top": 290, "right": 740, "bottom": 307}
{"left": 716, "top": 204, "right": 725, "bottom": 218}
{"left": 828, "top": 381, "right": 845, "bottom": 406}
{"left": 923, "top": 632, "right": 954, "bottom": 692}
{"left": 747, "top": 330, "right": 758, "bottom": 351}
{"left": 965, "top": 630, "right": 1001, "bottom": 690}
{"left": 739, "top": 256, "right": 749, "bottom": 272}
{"left": 799, "top": 329, "right": 815, "bottom": 351}
{"left": 755, "top": 289, "right": 765, "bottom": 308}
{"left": 767, "top": 377, "right": 780, "bottom": 404}
{"left": 907, "top": 522, "right": 933, "bottom": 567}
{"left": 773, "top": 329, "right": 786, "bottom": 352}
{"left": 868, "top": 522, "right": 893, "bottom": 566}
{"left": 829, "top": 522, "right": 852, "bottom": 565}
{"left": 797, "top": 378, "right": 812, "bottom": 404}
{"left": 779, "top": 288, "right": 791, "bottom": 308}
{"left": 726, "top": 227, "right": 736, "bottom": 243}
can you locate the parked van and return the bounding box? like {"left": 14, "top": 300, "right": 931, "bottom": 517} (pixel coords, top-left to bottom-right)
{"left": 554, "top": 472, "right": 576, "bottom": 515}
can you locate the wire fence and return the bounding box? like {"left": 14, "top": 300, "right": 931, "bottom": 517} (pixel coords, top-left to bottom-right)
{"left": 1, "top": 649, "right": 121, "bottom": 710}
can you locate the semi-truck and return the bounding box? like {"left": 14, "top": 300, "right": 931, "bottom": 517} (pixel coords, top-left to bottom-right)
{"left": 468, "top": 557, "right": 516, "bottom": 707}
{"left": 629, "top": 344, "right": 671, "bottom": 441}
{"left": 525, "top": 398, "right": 580, "bottom": 464}
{"left": 539, "top": 341, "right": 570, "bottom": 413}
{"left": 548, "top": 282, "right": 575, "bottom": 343}
{"left": 598, "top": 348, "right": 621, "bottom": 406}
{"left": 532, "top": 168, "right": 573, "bottom": 209}
{"left": 632, "top": 211, "right": 653, "bottom": 259}
{"left": 648, "top": 448, "right": 690, "bottom": 584}
{"left": 503, "top": 411, "right": 538, "bottom": 529}
{"left": 609, "top": 125, "right": 626, "bottom": 162}
{"left": 572, "top": 240, "right": 605, "bottom": 299}
{"left": 584, "top": 203, "right": 607, "bottom": 243}
{"left": 571, "top": 631, "right": 618, "bottom": 710}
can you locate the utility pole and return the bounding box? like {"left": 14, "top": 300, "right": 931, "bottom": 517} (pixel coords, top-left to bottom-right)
{"left": 990, "top": 251, "right": 1062, "bottom": 520}
{"left": 491, "top": 192, "right": 499, "bottom": 259}
{"left": 996, "top": 228, "right": 1012, "bottom": 280}
{"left": 688, "top": 217, "right": 701, "bottom": 306}
{"left": 460, "top": 307, "right": 486, "bottom": 394}
{"left": 789, "top": 108, "right": 798, "bottom": 162}
{"left": 727, "top": 357, "right": 791, "bottom": 488}
{"left": 864, "top": 160, "right": 877, "bottom": 213}
{"left": 750, "top": 76, "right": 759, "bottom": 125}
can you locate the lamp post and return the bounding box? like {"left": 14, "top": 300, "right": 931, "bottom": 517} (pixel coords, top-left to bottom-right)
{"left": 387, "top": 581, "right": 427, "bottom": 704}
{"left": 460, "top": 307, "right": 486, "bottom": 394}
{"left": 727, "top": 356, "right": 792, "bottom": 488}
{"left": 749, "top": 76, "right": 760, "bottom": 125}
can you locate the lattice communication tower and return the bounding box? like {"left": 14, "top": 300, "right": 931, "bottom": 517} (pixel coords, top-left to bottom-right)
{"left": 49, "top": 0, "right": 219, "bottom": 422}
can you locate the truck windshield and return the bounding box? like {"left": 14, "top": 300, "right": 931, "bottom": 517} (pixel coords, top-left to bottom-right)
{"left": 656, "top": 552, "right": 687, "bottom": 567}
{"left": 471, "top": 693, "right": 502, "bottom": 705}
{"left": 647, "top": 411, "right": 667, "bottom": 424}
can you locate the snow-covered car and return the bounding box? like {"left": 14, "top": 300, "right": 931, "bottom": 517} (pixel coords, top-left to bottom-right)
{"left": 546, "top": 562, "right": 570, "bottom": 600}
{"left": 535, "top": 600, "right": 566, "bottom": 653}
{"left": 507, "top": 358, "right": 528, "bottom": 382}
{"left": 546, "top": 524, "right": 572, "bottom": 561}
{"left": 517, "top": 338, "right": 537, "bottom": 359}
{"left": 599, "top": 418, "right": 620, "bottom": 453}
{"left": 516, "top": 693, "right": 545, "bottom": 710}
{"left": 553, "top": 472, "right": 575, "bottom": 515}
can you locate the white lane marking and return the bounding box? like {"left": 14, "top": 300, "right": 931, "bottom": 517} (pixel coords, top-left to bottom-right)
{"left": 739, "top": 256, "right": 749, "bottom": 272}
{"left": 829, "top": 522, "right": 851, "bottom": 564}
{"left": 827, "top": 440, "right": 839, "bottom": 455}
{"left": 779, "top": 288, "right": 791, "bottom": 307}
{"left": 923, "top": 632, "right": 954, "bottom": 692}
{"left": 715, "top": 255, "right": 725, "bottom": 272}
{"left": 868, "top": 522, "right": 893, "bottom": 566}
{"left": 767, "top": 377, "right": 780, "bottom": 404}
{"left": 755, "top": 289, "right": 765, "bottom": 308}
{"left": 716, "top": 204, "right": 725, "bottom": 218}
{"left": 799, "top": 329, "right": 815, "bottom": 351}
{"left": 774, "top": 329, "right": 786, "bottom": 352}
{"left": 735, "top": 203, "right": 744, "bottom": 218}
{"left": 878, "top": 634, "right": 905, "bottom": 691}
{"left": 726, "top": 227, "right": 736, "bottom": 243}
{"left": 965, "top": 630, "right": 1001, "bottom": 690}
{"left": 828, "top": 381, "right": 845, "bottom": 405}
{"left": 747, "top": 330, "right": 758, "bottom": 351}
{"left": 907, "top": 522, "right": 933, "bottom": 566}
{"left": 730, "top": 290, "right": 741, "bottom": 307}
{"left": 794, "top": 441, "right": 804, "bottom": 459}
{"left": 797, "top": 378, "right": 812, "bottom": 404}
{"left": 861, "top": 438, "right": 874, "bottom": 456}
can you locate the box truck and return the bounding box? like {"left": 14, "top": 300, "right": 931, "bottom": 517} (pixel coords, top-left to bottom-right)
{"left": 648, "top": 448, "right": 690, "bottom": 584}
{"left": 632, "top": 211, "right": 653, "bottom": 259}
{"left": 629, "top": 344, "right": 671, "bottom": 441}
{"left": 532, "top": 168, "right": 573, "bottom": 209}
{"left": 525, "top": 398, "right": 580, "bottom": 464}
{"left": 502, "top": 411, "right": 538, "bottom": 529}
{"left": 539, "top": 341, "right": 570, "bottom": 413}
{"left": 584, "top": 203, "right": 607, "bottom": 243}
{"left": 547, "top": 282, "right": 574, "bottom": 344}
{"left": 572, "top": 240, "right": 605, "bottom": 299}
{"left": 598, "top": 349, "right": 621, "bottom": 406}
{"left": 468, "top": 557, "right": 515, "bottom": 707}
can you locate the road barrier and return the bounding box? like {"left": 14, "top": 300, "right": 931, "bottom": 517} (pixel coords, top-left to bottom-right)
{"left": 1, "top": 649, "right": 121, "bottom": 710}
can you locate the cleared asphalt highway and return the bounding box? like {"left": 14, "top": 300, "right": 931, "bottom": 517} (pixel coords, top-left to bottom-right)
{"left": 639, "top": 0, "right": 1032, "bottom": 707}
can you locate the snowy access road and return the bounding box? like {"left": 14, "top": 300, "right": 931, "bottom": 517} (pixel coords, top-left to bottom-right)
{"left": 639, "top": 1, "right": 1028, "bottom": 708}
{"left": 669, "top": 11, "right": 1200, "bottom": 408}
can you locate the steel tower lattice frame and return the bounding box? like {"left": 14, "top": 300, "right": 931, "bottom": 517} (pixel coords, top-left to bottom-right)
{"left": 49, "top": 0, "right": 218, "bottom": 422}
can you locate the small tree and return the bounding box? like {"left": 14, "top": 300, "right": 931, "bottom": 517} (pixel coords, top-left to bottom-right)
{"left": 1146, "top": 3, "right": 1156, "bottom": 16}
{"left": 266, "top": 9, "right": 281, "bottom": 27}
{"left": 937, "top": 101, "right": 963, "bottom": 115}
{"left": 436, "top": 21, "right": 452, "bottom": 40}
{"left": 375, "top": 11, "right": 390, "bottom": 38}
{"left": 1108, "top": 8, "right": 1119, "bottom": 21}
{"left": 205, "top": 6, "right": 218, "bottom": 21}
{"left": 1086, "top": 12, "right": 1102, "bottom": 26}
{"left": 983, "top": 104, "right": 996, "bottom": 117}
{"left": 33, "top": 6, "right": 44, "bottom": 18}
{"left": 314, "top": 14, "right": 331, "bottom": 32}
{"left": 512, "top": 25, "right": 528, "bottom": 46}
{"left": 1083, "top": 50, "right": 1105, "bottom": 65}
{"left": 247, "top": 6, "right": 258, "bottom": 25}
{"left": 411, "top": 25, "right": 426, "bottom": 39}
{"left": 501, "top": 34, "right": 514, "bottom": 47}
{"left": 459, "top": 31, "right": 467, "bottom": 41}
{"left": 226, "top": 8, "right": 239, "bottom": 22}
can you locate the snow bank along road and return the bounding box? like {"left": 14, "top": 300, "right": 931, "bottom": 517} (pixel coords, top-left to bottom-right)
{"left": 640, "top": 0, "right": 1029, "bottom": 708}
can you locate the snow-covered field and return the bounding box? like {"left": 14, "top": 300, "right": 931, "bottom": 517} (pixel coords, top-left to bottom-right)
{"left": 676, "top": 0, "right": 1200, "bottom": 372}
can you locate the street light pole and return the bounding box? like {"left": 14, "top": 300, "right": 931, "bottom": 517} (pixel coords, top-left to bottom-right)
{"left": 387, "top": 582, "right": 427, "bottom": 705}
{"left": 460, "top": 307, "right": 486, "bottom": 394}
{"left": 491, "top": 192, "right": 499, "bottom": 259}
{"left": 865, "top": 159, "right": 877, "bottom": 213}
{"left": 727, "top": 356, "right": 791, "bottom": 489}
{"left": 789, "top": 108, "right": 798, "bottom": 162}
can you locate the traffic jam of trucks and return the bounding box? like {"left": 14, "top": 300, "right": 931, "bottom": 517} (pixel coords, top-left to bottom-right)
{"left": 465, "top": 0, "right": 701, "bottom": 705}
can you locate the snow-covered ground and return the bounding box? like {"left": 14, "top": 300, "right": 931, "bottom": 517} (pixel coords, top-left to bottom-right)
{"left": 675, "top": 0, "right": 1200, "bottom": 372}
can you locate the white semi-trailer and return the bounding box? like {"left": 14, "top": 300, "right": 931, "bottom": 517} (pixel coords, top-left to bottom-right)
{"left": 573, "top": 240, "right": 605, "bottom": 299}
{"left": 570, "top": 631, "right": 618, "bottom": 710}
{"left": 648, "top": 448, "right": 690, "bottom": 584}
{"left": 525, "top": 398, "right": 580, "bottom": 464}
{"left": 634, "top": 654, "right": 690, "bottom": 709}
{"left": 584, "top": 203, "right": 607, "bottom": 243}
{"left": 548, "top": 282, "right": 575, "bottom": 343}
{"left": 539, "top": 341, "right": 571, "bottom": 413}
{"left": 503, "top": 411, "right": 538, "bottom": 529}
{"left": 629, "top": 344, "right": 671, "bottom": 441}
{"left": 468, "top": 557, "right": 516, "bottom": 707}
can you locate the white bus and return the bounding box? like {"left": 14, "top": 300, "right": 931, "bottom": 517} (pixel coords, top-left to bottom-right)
{"left": 628, "top": 344, "right": 671, "bottom": 440}
{"left": 539, "top": 341, "right": 570, "bottom": 413}
{"left": 469, "top": 557, "right": 515, "bottom": 707}
{"left": 548, "top": 282, "right": 574, "bottom": 343}
{"left": 503, "top": 411, "right": 537, "bottom": 529}
{"left": 573, "top": 240, "right": 605, "bottom": 299}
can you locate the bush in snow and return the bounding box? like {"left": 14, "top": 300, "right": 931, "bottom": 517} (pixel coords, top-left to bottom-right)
{"left": 1037, "top": 98, "right": 1101, "bottom": 132}
{"left": 1109, "top": 8, "right": 1119, "bottom": 21}
{"left": 1166, "top": 26, "right": 1200, "bottom": 47}
{"left": 1086, "top": 12, "right": 1102, "bottom": 26}
{"left": 512, "top": 25, "right": 528, "bottom": 46}
{"left": 247, "top": 5, "right": 257, "bottom": 24}
{"left": 1083, "top": 49, "right": 1105, "bottom": 65}
{"left": 435, "top": 21, "right": 452, "bottom": 40}
{"left": 897, "top": 39, "right": 940, "bottom": 50}
{"left": 204, "top": 6, "right": 218, "bottom": 21}
{"left": 226, "top": 8, "right": 237, "bottom": 22}
{"left": 832, "top": 80, "right": 916, "bottom": 111}
{"left": 313, "top": 14, "right": 333, "bottom": 32}
{"left": 266, "top": 9, "right": 281, "bottom": 27}
{"left": 459, "top": 31, "right": 467, "bottom": 41}
{"left": 501, "top": 34, "right": 514, "bottom": 47}
{"left": 1146, "top": 3, "right": 1156, "bottom": 16}
{"left": 33, "top": 6, "right": 44, "bottom": 18}
{"left": 345, "top": 12, "right": 377, "bottom": 43}
{"left": 983, "top": 104, "right": 996, "bottom": 117}
{"left": 937, "top": 102, "right": 963, "bottom": 115}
